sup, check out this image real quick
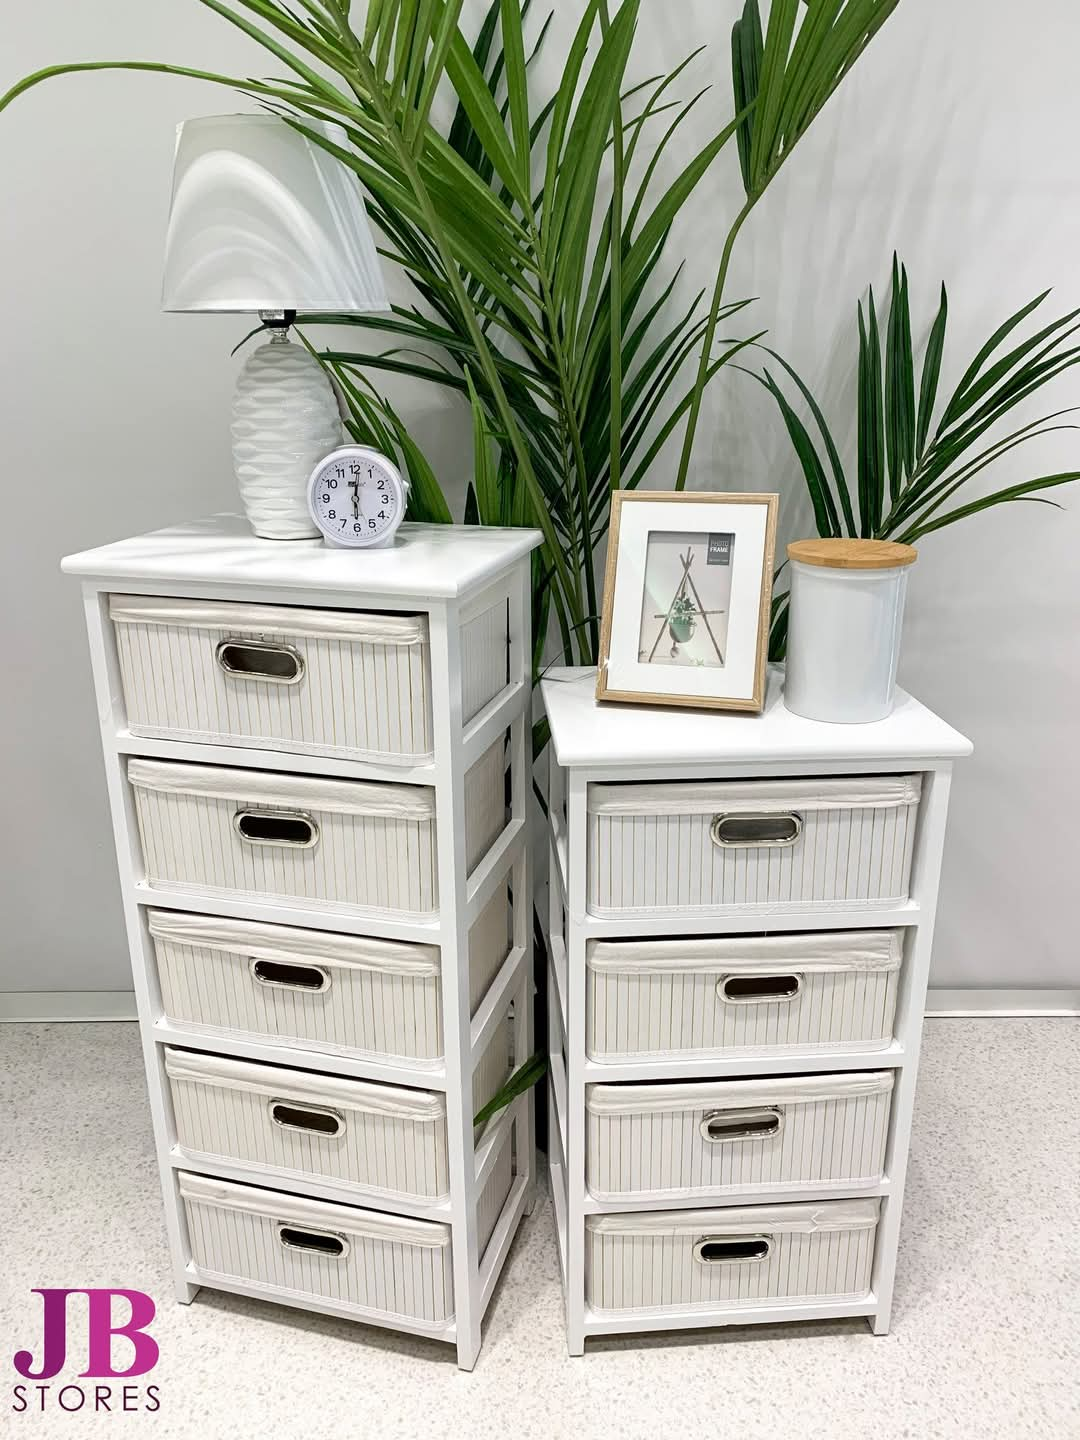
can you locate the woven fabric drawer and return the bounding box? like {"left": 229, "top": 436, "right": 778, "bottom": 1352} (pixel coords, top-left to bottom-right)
{"left": 150, "top": 905, "right": 507, "bottom": 1064}
{"left": 586, "top": 930, "right": 901, "bottom": 1062}
{"left": 166, "top": 1030, "right": 510, "bottom": 1203}
{"left": 111, "top": 595, "right": 436, "bottom": 765}
{"left": 180, "top": 1171, "right": 456, "bottom": 1325}
{"left": 586, "top": 1071, "right": 893, "bottom": 1202}
{"left": 129, "top": 742, "right": 503, "bottom": 919}
{"left": 585, "top": 1199, "right": 879, "bottom": 1314}
{"left": 587, "top": 774, "right": 921, "bottom": 916}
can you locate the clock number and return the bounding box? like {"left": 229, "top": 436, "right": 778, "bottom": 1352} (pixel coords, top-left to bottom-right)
{"left": 354, "top": 522, "right": 362, "bottom": 533}
{"left": 368, "top": 519, "right": 376, "bottom": 529}
{"left": 322, "top": 493, "right": 331, "bottom": 503}
{"left": 327, "top": 477, "right": 338, "bottom": 489}
{"left": 350, "top": 462, "right": 361, "bottom": 475}
{"left": 335, "top": 466, "right": 345, "bottom": 478}
{"left": 327, "top": 509, "right": 336, "bottom": 519}
{"left": 378, "top": 511, "right": 387, "bottom": 520}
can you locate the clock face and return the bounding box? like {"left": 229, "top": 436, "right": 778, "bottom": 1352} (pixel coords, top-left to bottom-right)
{"left": 308, "top": 447, "right": 406, "bottom": 547}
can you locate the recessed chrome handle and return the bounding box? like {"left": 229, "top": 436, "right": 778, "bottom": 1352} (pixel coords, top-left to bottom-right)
{"left": 710, "top": 812, "right": 802, "bottom": 848}
{"left": 699, "top": 1107, "right": 784, "bottom": 1143}
{"left": 270, "top": 1100, "right": 344, "bottom": 1138}
{"left": 693, "top": 1235, "right": 772, "bottom": 1265}
{"left": 216, "top": 639, "right": 305, "bottom": 684}
{"left": 276, "top": 1224, "right": 348, "bottom": 1259}
{"left": 718, "top": 973, "right": 802, "bottom": 1004}
{"left": 233, "top": 809, "right": 319, "bottom": 849}
{"left": 250, "top": 957, "right": 331, "bottom": 993}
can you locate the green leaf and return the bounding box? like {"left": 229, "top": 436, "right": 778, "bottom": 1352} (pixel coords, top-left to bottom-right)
{"left": 465, "top": 366, "right": 500, "bottom": 523}
{"left": 754, "top": 346, "right": 855, "bottom": 536}
{"left": 473, "top": 1052, "right": 548, "bottom": 1128}
{"left": 937, "top": 289, "right": 1051, "bottom": 428}
{"left": 761, "top": 369, "right": 840, "bottom": 536}
{"left": 884, "top": 254, "right": 916, "bottom": 500}
{"left": 731, "top": 0, "right": 763, "bottom": 195}
{"left": 856, "top": 292, "right": 884, "bottom": 536}
{"left": 498, "top": 0, "right": 532, "bottom": 189}
{"left": 902, "top": 473, "right": 1079, "bottom": 541}
{"left": 916, "top": 283, "right": 948, "bottom": 456}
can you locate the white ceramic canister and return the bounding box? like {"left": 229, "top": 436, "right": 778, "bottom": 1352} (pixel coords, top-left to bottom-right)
{"left": 783, "top": 539, "right": 917, "bottom": 724}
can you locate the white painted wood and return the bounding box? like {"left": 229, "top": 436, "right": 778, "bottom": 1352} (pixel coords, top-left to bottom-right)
{"left": 541, "top": 668, "right": 968, "bottom": 1355}
{"left": 68, "top": 525, "right": 540, "bottom": 1370}
{"left": 542, "top": 666, "right": 972, "bottom": 770}
{"left": 62, "top": 514, "right": 541, "bottom": 601}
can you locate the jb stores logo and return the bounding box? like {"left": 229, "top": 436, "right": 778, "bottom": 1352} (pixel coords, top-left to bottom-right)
{"left": 10, "top": 1289, "right": 161, "bottom": 1416}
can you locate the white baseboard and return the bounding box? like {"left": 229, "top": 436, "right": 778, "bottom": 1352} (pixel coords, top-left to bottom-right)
{"left": 0, "top": 991, "right": 138, "bottom": 1022}
{"left": 925, "top": 988, "right": 1080, "bottom": 1017}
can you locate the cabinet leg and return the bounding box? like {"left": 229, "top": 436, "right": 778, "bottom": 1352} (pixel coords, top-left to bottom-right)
{"left": 174, "top": 1279, "right": 199, "bottom": 1306}
{"left": 870, "top": 1307, "right": 892, "bottom": 1336}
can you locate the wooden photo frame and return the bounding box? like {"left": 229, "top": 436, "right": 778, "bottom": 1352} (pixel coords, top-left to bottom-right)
{"left": 596, "top": 491, "right": 779, "bottom": 713}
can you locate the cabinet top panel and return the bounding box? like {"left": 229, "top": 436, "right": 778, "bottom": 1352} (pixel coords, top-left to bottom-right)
{"left": 63, "top": 515, "right": 542, "bottom": 601}
{"left": 541, "top": 667, "right": 972, "bottom": 769}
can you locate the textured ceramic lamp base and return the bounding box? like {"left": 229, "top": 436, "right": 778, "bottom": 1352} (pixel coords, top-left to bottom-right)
{"left": 231, "top": 335, "right": 343, "bottom": 540}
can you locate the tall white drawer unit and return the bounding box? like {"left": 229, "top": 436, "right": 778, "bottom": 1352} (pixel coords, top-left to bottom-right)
{"left": 63, "top": 516, "right": 542, "bottom": 1371}
{"left": 541, "top": 667, "right": 971, "bottom": 1354}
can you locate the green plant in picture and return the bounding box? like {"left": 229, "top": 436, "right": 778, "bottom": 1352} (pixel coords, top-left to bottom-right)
{"left": 668, "top": 594, "right": 697, "bottom": 643}
{"left": 1, "top": 0, "right": 902, "bottom": 705}
{"left": 753, "top": 255, "right": 1080, "bottom": 658}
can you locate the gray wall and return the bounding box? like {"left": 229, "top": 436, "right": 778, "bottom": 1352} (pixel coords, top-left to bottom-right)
{"left": 2, "top": 0, "right": 1077, "bottom": 994}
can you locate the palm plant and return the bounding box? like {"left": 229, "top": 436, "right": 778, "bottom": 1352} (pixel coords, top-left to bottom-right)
{"left": 753, "top": 255, "right": 1080, "bottom": 658}
{"left": 2, "top": 0, "right": 901, "bottom": 692}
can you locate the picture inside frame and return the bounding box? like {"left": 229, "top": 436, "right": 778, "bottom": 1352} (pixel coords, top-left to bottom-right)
{"left": 637, "top": 530, "right": 735, "bottom": 669}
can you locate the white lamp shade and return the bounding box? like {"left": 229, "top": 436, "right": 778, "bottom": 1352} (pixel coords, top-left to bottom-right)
{"left": 162, "top": 114, "right": 389, "bottom": 314}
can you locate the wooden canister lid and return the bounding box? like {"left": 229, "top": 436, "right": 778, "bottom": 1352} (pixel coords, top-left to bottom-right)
{"left": 787, "top": 538, "right": 917, "bottom": 570}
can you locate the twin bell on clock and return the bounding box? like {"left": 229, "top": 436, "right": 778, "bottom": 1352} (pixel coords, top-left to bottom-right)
{"left": 161, "top": 113, "right": 409, "bottom": 549}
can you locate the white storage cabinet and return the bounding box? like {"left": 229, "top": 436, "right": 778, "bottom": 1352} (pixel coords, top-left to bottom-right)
{"left": 542, "top": 667, "right": 970, "bottom": 1353}
{"left": 64, "top": 517, "right": 541, "bottom": 1370}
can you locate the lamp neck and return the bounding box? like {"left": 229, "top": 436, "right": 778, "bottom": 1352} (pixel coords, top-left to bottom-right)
{"left": 258, "top": 309, "right": 297, "bottom": 345}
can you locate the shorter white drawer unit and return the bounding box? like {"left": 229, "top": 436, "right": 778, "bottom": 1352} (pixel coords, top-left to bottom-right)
{"left": 166, "top": 1028, "right": 511, "bottom": 1203}
{"left": 585, "top": 1072, "right": 893, "bottom": 1202}
{"left": 129, "top": 739, "right": 503, "bottom": 919}
{"left": 585, "top": 1200, "right": 880, "bottom": 1315}
{"left": 585, "top": 930, "right": 902, "bottom": 1062}
{"left": 542, "top": 666, "right": 970, "bottom": 1354}
{"left": 586, "top": 774, "right": 921, "bottom": 916}
{"left": 150, "top": 891, "right": 509, "bottom": 1062}
{"left": 66, "top": 519, "right": 542, "bottom": 1371}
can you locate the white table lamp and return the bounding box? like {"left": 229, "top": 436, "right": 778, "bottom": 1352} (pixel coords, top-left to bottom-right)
{"left": 162, "top": 114, "right": 389, "bottom": 539}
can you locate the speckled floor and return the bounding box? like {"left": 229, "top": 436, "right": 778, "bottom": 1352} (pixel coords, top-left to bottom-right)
{"left": 1, "top": 1019, "right": 1077, "bottom": 1439}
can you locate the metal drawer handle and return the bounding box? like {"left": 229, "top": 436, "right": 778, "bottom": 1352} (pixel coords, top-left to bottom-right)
{"left": 270, "top": 1100, "right": 344, "bottom": 1138}
{"left": 699, "top": 1107, "right": 784, "bottom": 1143}
{"left": 233, "top": 809, "right": 319, "bottom": 849}
{"left": 250, "top": 957, "right": 330, "bottom": 993}
{"left": 694, "top": 1235, "right": 772, "bottom": 1265}
{"left": 276, "top": 1224, "right": 348, "bottom": 1259}
{"left": 710, "top": 812, "right": 802, "bottom": 847}
{"left": 718, "top": 973, "right": 802, "bottom": 1004}
{"left": 216, "top": 639, "right": 305, "bottom": 684}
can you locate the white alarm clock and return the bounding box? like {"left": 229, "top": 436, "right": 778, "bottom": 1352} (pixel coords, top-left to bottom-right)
{"left": 307, "top": 445, "right": 410, "bottom": 549}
